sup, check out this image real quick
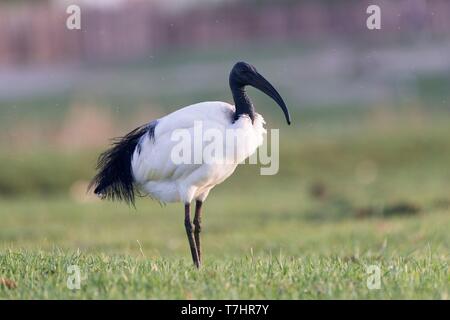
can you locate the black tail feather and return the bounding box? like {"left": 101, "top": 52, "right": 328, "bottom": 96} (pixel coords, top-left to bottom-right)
{"left": 89, "top": 124, "right": 152, "bottom": 206}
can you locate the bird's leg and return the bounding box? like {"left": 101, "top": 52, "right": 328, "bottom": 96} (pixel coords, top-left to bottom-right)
{"left": 193, "top": 200, "right": 203, "bottom": 265}
{"left": 184, "top": 203, "right": 200, "bottom": 268}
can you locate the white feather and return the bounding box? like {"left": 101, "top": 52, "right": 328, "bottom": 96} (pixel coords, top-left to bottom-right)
{"left": 131, "top": 101, "right": 266, "bottom": 203}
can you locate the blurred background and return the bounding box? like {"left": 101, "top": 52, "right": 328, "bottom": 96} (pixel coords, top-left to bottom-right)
{"left": 0, "top": 0, "right": 449, "bottom": 263}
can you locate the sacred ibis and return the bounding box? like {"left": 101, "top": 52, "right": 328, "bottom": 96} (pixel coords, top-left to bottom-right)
{"left": 90, "top": 61, "right": 291, "bottom": 268}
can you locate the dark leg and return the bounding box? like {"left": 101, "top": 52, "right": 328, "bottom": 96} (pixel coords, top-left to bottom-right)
{"left": 193, "top": 200, "right": 203, "bottom": 265}
{"left": 184, "top": 203, "right": 200, "bottom": 268}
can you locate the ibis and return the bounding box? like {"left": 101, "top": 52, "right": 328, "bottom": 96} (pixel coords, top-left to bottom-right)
{"left": 90, "top": 61, "right": 291, "bottom": 268}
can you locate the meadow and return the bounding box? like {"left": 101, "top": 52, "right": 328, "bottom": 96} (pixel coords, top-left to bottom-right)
{"left": 0, "top": 42, "right": 449, "bottom": 299}
{"left": 1, "top": 105, "right": 449, "bottom": 299}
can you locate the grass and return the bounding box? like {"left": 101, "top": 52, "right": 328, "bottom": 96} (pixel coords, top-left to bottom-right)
{"left": 0, "top": 195, "right": 448, "bottom": 299}
{"left": 1, "top": 249, "right": 448, "bottom": 299}
{"left": 1, "top": 108, "right": 450, "bottom": 299}
{"left": 1, "top": 39, "right": 450, "bottom": 298}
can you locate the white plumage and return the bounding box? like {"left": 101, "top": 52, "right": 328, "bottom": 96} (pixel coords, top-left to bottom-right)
{"left": 131, "top": 101, "right": 266, "bottom": 203}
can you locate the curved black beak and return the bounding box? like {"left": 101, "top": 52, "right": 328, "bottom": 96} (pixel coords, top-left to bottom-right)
{"left": 249, "top": 72, "right": 291, "bottom": 125}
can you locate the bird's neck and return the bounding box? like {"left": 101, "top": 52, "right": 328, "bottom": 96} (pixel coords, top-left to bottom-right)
{"left": 231, "top": 85, "right": 255, "bottom": 123}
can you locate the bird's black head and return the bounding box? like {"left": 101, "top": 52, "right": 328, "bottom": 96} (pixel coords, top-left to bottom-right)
{"left": 229, "top": 61, "right": 291, "bottom": 125}
{"left": 229, "top": 61, "right": 259, "bottom": 87}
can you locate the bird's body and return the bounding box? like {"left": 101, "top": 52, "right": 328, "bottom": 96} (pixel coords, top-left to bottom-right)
{"left": 131, "top": 101, "right": 266, "bottom": 203}
{"left": 90, "top": 61, "right": 291, "bottom": 268}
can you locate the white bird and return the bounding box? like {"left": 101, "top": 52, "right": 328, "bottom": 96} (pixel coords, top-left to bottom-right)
{"left": 90, "top": 61, "right": 291, "bottom": 268}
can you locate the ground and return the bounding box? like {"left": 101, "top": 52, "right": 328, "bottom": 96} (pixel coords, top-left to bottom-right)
{"left": 1, "top": 40, "right": 450, "bottom": 299}
{"left": 1, "top": 107, "right": 449, "bottom": 299}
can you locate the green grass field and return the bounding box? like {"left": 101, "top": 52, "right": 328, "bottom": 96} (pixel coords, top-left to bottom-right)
{"left": 1, "top": 40, "right": 450, "bottom": 299}
{"left": 1, "top": 106, "right": 449, "bottom": 299}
